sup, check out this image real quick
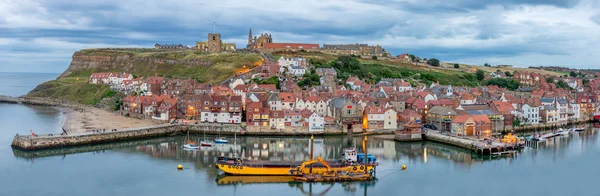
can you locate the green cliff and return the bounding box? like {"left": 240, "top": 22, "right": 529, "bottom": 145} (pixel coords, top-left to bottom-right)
{"left": 26, "top": 49, "right": 263, "bottom": 104}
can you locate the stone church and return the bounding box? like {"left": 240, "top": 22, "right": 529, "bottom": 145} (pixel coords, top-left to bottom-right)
{"left": 246, "top": 28, "right": 273, "bottom": 49}
{"left": 196, "top": 33, "right": 236, "bottom": 53}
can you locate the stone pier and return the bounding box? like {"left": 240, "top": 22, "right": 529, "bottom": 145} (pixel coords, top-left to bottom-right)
{"left": 11, "top": 124, "right": 179, "bottom": 151}
{"left": 423, "top": 130, "right": 520, "bottom": 155}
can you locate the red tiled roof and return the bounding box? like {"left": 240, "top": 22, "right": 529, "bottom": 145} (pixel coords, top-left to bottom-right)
{"left": 365, "top": 106, "right": 385, "bottom": 114}
{"left": 452, "top": 115, "right": 471, "bottom": 123}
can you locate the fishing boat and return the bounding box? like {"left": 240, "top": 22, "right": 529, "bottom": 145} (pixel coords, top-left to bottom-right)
{"left": 216, "top": 136, "right": 378, "bottom": 176}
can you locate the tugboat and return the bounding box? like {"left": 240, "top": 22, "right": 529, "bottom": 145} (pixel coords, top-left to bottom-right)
{"left": 293, "top": 136, "right": 375, "bottom": 182}
{"left": 216, "top": 136, "right": 378, "bottom": 176}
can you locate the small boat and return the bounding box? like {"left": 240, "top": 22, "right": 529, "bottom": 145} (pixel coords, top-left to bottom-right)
{"left": 557, "top": 129, "right": 570, "bottom": 136}
{"left": 200, "top": 129, "right": 213, "bottom": 147}
{"left": 215, "top": 138, "right": 228, "bottom": 144}
{"left": 183, "top": 144, "right": 199, "bottom": 149}
{"left": 572, "top": 127, "right": 585, "bottom": 132}
{"left": 201, "top": 141, "right": 213, "bottom": 147}
{"left": 183, "top": 130, "right": 199, "bottom": 149}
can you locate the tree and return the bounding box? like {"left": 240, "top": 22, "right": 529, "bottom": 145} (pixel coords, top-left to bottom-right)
{"left": 409, "top": 54, "right": 416, "bottom": 62}
{"left": 381, "top": 67, "right": 392, "bottom": 78}
{"left": 476, "top": 69, "right": 485, "bottom": 81}
{"left": 454, "top": 64, "right": 459, "bottom": 69}
{"left": 546, "top": 77, "right": 555, "bottom": 83}
{"left": 512, "top": 117, "right": 521, "bottom": 128}
{"left": 569, "top": 71, "right": 577, "bottom": 77}
{"left": 484, "top": 63, "right": 491, "bottom": 67}
{"left": 483, "top": 78, "right": 521, "bottom": 90}
{"left": 556, "top": 80, "right": 571, "bottom": 90}
{"left": 505, "top": 71, "right": 513, "bottom": 77}
{"left": 583, "top": 79, "right": 590, "bottom": 86}
{"left": 496, "top": 69, "right": 501, "bottom": 73}
{"left": 427, "top": 58, "right": 440, "bottom": 67}
{"left": 372, "top": 56, "right": 377, "bottom": 60}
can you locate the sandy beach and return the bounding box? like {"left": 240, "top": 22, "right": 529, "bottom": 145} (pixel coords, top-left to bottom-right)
{"left": 61, "top": 107, "right": 160, "bottom": 134}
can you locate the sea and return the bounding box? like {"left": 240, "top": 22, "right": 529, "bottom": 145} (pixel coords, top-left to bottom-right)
{"left": 1, "top": 72, "right": 600, "bottom": 196}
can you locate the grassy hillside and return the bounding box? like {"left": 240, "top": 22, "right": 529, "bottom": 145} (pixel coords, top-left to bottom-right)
{"left": 27, "top": 77, "right": 114, "bottom": 105}
{"left": 64, "top": 49, "right": 263, "bottom": 83}
{"left": 275, "top": 51, "right": 478, "bottom": 87}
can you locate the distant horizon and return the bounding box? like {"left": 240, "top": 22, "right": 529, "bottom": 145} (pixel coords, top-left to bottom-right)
{"left": 0, "top": 72, "right": 61, "bottom": 74}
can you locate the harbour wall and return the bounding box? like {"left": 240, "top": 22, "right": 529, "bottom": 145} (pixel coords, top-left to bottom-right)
{"left": 0, "top": 96, "right": 85, "bottom": 109}
{"left": 11, "top": 124, "right": 179, "bottom": 151}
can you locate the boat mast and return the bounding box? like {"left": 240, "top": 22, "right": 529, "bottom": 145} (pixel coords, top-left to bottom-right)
{"left": 309, "top": 135, "right": 314, "bottom": 174}
{"left": 363, "top": 135, "right": 368, "bottom": 174}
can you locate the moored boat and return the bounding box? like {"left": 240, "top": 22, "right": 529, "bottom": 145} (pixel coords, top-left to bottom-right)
{"left": 217, "top": 136, "right": 378, "bottom": 176}
{"left": 216, "top": 149, "right": 377, "bottom": 176}
{"left": 183, "top": 144, "right": 199, "bottom": 149}
{"left": 572, "top": 127, "right": 586, "bottom": 132}
{"left": 215, "top": 138, "right": 228, "bottom": 144}
{"left": 200, "top": 141, "right": 213, "bottom": 147}
{"left": 557, "top": 129, "right": 570, "bottom": 136}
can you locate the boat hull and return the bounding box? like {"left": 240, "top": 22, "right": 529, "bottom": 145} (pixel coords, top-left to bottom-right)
{"left": 216, "top": 162, "right": 376, "bottom": 176}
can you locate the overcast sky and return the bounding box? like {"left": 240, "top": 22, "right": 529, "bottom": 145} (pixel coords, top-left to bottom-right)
{"left": 1, "top": 0, "right": 599, "bottom": 73}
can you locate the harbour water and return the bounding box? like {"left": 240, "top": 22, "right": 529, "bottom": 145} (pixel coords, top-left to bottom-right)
{"left": 2, "top": 73, "right": 600, "bottom": 196}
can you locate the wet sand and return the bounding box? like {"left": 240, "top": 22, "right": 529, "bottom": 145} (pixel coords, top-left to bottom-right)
{"left": 61, "top": 107, "right": 159, "bottom": 134}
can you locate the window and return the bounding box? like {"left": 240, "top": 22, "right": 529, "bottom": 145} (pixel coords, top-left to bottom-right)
{"left": 212, "top": 36, "right": 216, "bottom": 40}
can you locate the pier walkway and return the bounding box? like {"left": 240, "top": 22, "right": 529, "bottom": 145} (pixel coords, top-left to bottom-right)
{"left": 423, "top": 130, "right": 520, "bottom": 155}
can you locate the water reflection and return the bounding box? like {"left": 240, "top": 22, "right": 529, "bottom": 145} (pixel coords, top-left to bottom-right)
{"left": 11, "top": 126, "right": 600, "bottom": 195}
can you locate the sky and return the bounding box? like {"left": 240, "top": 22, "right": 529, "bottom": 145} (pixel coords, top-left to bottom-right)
{"left": 1, "top": 0, "right": 599, "bottom": 73}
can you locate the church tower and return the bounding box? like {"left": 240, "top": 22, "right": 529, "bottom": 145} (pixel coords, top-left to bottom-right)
{"left": 208, "top": 33, "right": 222, "bottom": 53}
{"left": 247, "top": 28, "right": 253, "bottom": 48}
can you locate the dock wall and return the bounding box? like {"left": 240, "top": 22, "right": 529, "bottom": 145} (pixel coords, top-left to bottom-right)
{"left": 11, "top": 125, "right": 179, "bottom": 151}
{"left": 422, "top": 132, "right": 477, "bottom": 151}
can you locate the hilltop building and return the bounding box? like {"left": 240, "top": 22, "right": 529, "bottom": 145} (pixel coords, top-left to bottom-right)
{"left": 246, "top": 28, "right": 273, "bottom": 49}
{"left": 196, "top": 33, "right": 236, "bottom": 53}
{"left": 322, "top": 43, "right": 390, "bottom": 57}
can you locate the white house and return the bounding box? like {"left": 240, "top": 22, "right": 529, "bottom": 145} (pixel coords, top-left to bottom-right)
{"left": 277, "top": 56, "right": 306, "bottom": 67}
{"left": 522, "top": 104, "right": 540, "bottom": 125}
{"left": 267, "top": 93, "right": 283, "bottom": 111}
{"left": 289, "top": 66, "right": 306, "bottom": 76}
{"left": 295, "top": 99, "right": 306, "bottom": 110}
{"left": 365, "top": 106, "right": 385, "bottom": 130}
{"left": 541, "top": 105, "right": 559, "bottom": 124}
{"left": 556, "top": 97, "right": 569, "bottom": 123}
{"left": 315, "top": 100, "right": 329, "bottom": 117}
{"left": 424, "top": 94, "right": 437, "bottom": 103}
{"left": 383, "top": 109, "right": 397, "bottom": 129}
{"left": 308, "top": 112, "right": 325, "bottom": 132}
{"left": 569, "top": 103, "right": 581, "bottom": 121}
{"left": 229, "top": 78, "right": 245, "bottom": 89}
{"left": 397, "top": 81, "right": 412, "bottom": 92}
{"left": 446, "top": 85, "right": 453, "bottom": 97}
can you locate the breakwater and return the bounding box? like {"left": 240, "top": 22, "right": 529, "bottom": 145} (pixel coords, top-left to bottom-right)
{"left": 11, "top": 124, "right": 179, "bottom": 151}
{"left": 0, "top": 95, "right": 85, "bottom": 109}
{"left": 11, "top": 123, "right": 353, "bottom": 151}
